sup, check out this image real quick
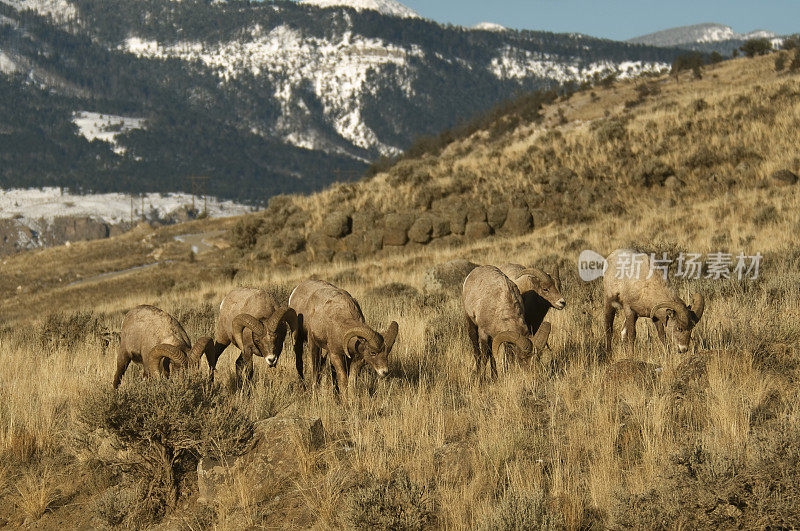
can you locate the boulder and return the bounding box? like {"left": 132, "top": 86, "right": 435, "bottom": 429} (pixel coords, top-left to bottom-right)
{"left": 430, "top": 215, "right": 451, "bottom": 238}
{"left": 663, "top": 176, "right": 684, "bottom": 189}
{"left": 464, "top": 221, "right": 492, "bottom": 240}
{"left": 383, "top": 213, "right": 414, "bottom": 246}
{"left": 466, "top": 205, "right": 486, "bottom": 223}
{"left": 771, "top": 169, "right": 798, "bottom": 186}
{"left": 408, "top": 216, "right": 434, "bottom": 244}
{"left": 422, "top": 259, "right": 479, "bottom": 294}
{"left": 351, "top": 211, "right": 381, "bottom": 233}
{"left": 448, "top": 210, "right": 467, "bottom": 235}
{"left": 343, "top": 230, "right": 383, "bottom": 256}
{"left": 487, "top": 204, "right": 508, "bottom": 230}
{"left": 323, "top": 211, "right": 352, "bottom": 238}
{"left": 502, "top": 208, "right": 533, "bottom": 235}
{"left": 197, "top": 457, "right": 233, "bottom": 503}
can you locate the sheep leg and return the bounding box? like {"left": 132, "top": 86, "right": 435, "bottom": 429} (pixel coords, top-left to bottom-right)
{"left": 466, "top": 315, "right": 483, "bottom": 376}
{"left": 349, "top": 358, "right": 366, "bottom": 390}
{"left": 310, "top": 343, "right": 323, "bottom": 388}
{"left": 654, "top": 319, "right": 668, "bottom": 351}
{"left": 113, "top": 348, "right": 132, "bottom": 389}
{"left": 623, "top": 310, "right": 637, "bottom": 357}
{"left": 486, "top": 337, "right": 498, "bottom": 379}
{"left": 603, "top": 300, "right": 616, "bottom": 354}
{"left": 207, "top": 340, "right": 228, "bottom": 381}
{"left": 294, "top": 327, "right": 305, "bottom": 382}
{"left": 330, "top": 354, "right": 349, "bottom": 394}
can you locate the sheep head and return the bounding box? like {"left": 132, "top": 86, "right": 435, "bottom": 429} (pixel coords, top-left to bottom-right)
{"left": 651, "top": 293, "right": 706, "bottom": 353}
{"left": 344, "top": 321, "right": 399, "bottom": 378}
{"left": 517, "top": 267, "right": 566, "bottom": 310}
{"left": 233, "top": 307, "right": 298, "bottom": 366}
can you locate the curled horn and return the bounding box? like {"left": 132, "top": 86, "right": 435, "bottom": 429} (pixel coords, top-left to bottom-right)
{"left": 493, "top": 331, "right": 533, "bottom": 360}
{"left": 342, "top": 325, "right": 383, "bottom": 359}
{"left": 690, "top": 293, "right": 705, "bottom": 322}
{"left": 189, "top": 336, "right": 214, "bottom": 366}
{"left": 532, "top": 322, "right": 551, "bottom": 351}
{"left": 518, "top": 268, "right": 552, "bottom": 286}
{"left": 651, "top": 301, "right": 690, "bottom": 328}
{"left": 233, "top": 314, "right": 265, "bottom": 349}
{"left": 382, "top": 322, "right": 399, "bottom": 354}
{"left": 267, "top": 306, "right": 298, "bottom": 335}
{"left": 148, "top": 343, "right": 188, "bottom": 376}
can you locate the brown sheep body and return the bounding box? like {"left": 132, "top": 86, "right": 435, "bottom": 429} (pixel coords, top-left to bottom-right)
{"left": 213, "top": 287, "right": 298, "bottom": 382}
{"left": 289, "top": 279, "right": 398, "bottom": 393}
{"left": 497, "top": 263, "right": 565, "bottom": 339}
{"left": 604, "top": 248, "right": 705, "bottom": 356}
{"left": 114, "top": 305, "right": 213, "bottom": 388}
{"left": 462, "top": 266, "right": 549, "bottom": 378}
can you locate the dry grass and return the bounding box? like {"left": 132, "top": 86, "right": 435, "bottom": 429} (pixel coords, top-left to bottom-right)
{"left": 0, "top": 54, "right": 799, "bottom": 528}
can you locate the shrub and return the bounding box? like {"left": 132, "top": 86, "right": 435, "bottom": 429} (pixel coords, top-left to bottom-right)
{"left": 790, "top": 49, "right": 800, "bottom": 72}
{"left": 78, "top": 375, "right": 255, "bottom": 518}
{"left": 741, "top": 38, "right": 773, "bottom": 58}
{"left": 230, "top": 216, "right": 263, "bottom": 250}
{"left": 775, "top": 53, "right": 787, "bottom": 71}
{"left": 672, "top": 52, "right": 704, "bottom": 80}
{"left": 39, "top": 311, "right": 105, "bottom": 349}
{"left": 593, "top": 118, "right": 627, "bottom": 144}
{"left": 480, "top": 489, "right": 563, "bottom": 530}
{"left": 348, "top": 473, "right": 437, "bottom": 529}
{"left": 753, "top": 205, "right": 780, "bottom": 226}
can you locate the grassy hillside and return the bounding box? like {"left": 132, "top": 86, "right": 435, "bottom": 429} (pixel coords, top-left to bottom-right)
{"left": 0, "top": 53, "right": 799, "bottom": 529}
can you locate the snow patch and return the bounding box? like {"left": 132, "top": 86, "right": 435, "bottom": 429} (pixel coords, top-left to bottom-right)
{"left": 124, "top": 27, "right": 420, "bottom": 156}
{"left": 0, "top": 187, "right": 253, "bottom": 225}
{"left": 489, "top": 47, "right": 668, "bottom": 83}
{"left": 299, "top": 0, "right": 419, "bottom": 18}
{"left": 72, "top": 111, "right": 146, "bottom": 155}
{"left": 0, "top": 0, "right": 76, "bottom": 21}
{"left": 0, "top": 51, "right": 17, "bottom": 74}
{"left": 473, "top": 22, "right": 507, "bottom": 32}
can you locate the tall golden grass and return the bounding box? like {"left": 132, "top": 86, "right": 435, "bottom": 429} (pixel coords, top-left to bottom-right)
{"left": 0, "top": 54, "right": 799, "bottom": 528}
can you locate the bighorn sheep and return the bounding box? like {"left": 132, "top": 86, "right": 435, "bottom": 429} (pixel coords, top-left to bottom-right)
{"left": 497, "top": 263, "right": 565, "bottom": 339}
{"left": 604, "top": 249, "right": 706, "bottom": 356}
{"left": 114, "top": 305, "right": 214, "bottom": 388}
{"left": 463, "top": 266, "right": 550, "bottom": 378}
{"left": 212, "top": 287, "right": 299, "bottom": 382}
{"left": 289, "top": 279, "right": 398, "bottom": 393}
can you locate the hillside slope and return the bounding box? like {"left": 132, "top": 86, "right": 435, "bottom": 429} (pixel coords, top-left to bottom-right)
{"left": 0, "top": 53, "right": 799, "bottom": 530}
{"left": 0, "top": 0, "right": 682, "bottom": 201}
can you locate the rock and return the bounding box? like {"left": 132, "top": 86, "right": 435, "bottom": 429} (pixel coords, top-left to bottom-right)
{"left": 448, "top": 210, "right": 467, "bottom": 235}
{"left": 47, "top": 216, "right": 110, "bottom": 245}
{"left": 278, "top": 232, "right": 305, "bottom": 255}
{"left": 466, "top": 206, "right": 486, "bottom": 223}
{"left": 197, "top": 457, "right": 233, "bottom": 503}
{"left": 433, "top": 442, "right": 475, "bottom": 485}
{"left": 430, "top": 215, "right": 451, "bottom": 238}
{"left": 663, "top": 176, "right": 684, "bottom": 189}
{"left": 771, "top": 169, "right": 798, "bottom": 186}
{"left": 487, "top": 204, "right": 508, "bottom": 230}
{"left": 464, "top": 221, "right": 492, "bottom": 240}
{"left": 383, "top": 213, "right": 414, "bottom": 246}
{"left": 343, "top": 230, "right": 383, "bottom": 255}
{"left": 408, "top": 216, "right": 434, "bottom": 244}
{"left": 422, "top": 259, "right": 479, "bottom": 294}
{"left": 735, "top": 161, "right": 750, "bottom": 174}
{"left": 429, "top": 234, "right": 463, "bottom": 249}
{"left": 251, "top": 417, "right": 326, "bottom": 473}
{"left": 501, "top": 208, "right": 533, "bottom": 235}
{"left": 351, "top": 211, "right": 381, "bottom": 233}
{"left": 323, "top": 211, "right": 352, "bottom": 238}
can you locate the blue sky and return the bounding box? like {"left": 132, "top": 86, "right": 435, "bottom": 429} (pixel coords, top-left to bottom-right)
{"left": 398, "top": 0, "right": 799, "bottom": 40}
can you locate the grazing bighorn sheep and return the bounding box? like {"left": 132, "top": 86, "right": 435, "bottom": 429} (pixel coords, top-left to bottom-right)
{"left": 212, "top": 287, "right": 299, "bottom": 382}
{"left": 463, "top": 266, "right": 550, "bottom": 378}
{"left": 114, "top": 305, "right": 214, "bottom": 388}
{"left": 497, "top": 263, "right": 565, "bottom": 339}
{"left": 604, "top": 249, "right": 706, "bottom": 356}
{"left": 289, "top": 279, "right": 398, "bottom": 393}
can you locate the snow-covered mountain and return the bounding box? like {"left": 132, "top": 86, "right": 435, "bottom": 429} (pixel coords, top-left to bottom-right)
{"left": 474, "top": 22, "right": 508, "bottom": 32}
{"left": 0, "top": 0, "right": 683, "bottom": 203}
{"left": 299, "top": 0, "right": 420, "bottom": 19}
{"left": 629, "top": 23, "right": 780, "bottom": 49}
